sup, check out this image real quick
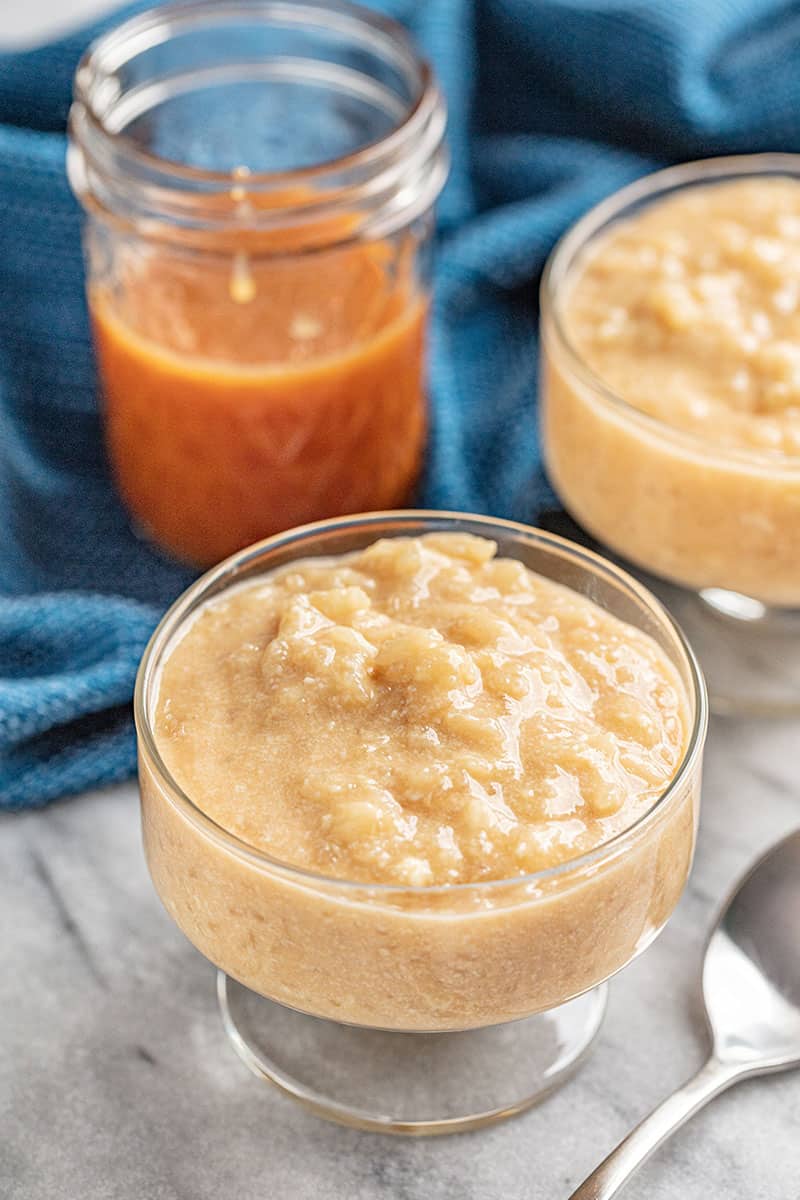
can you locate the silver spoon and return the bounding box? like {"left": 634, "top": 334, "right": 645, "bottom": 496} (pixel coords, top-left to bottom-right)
{"left": 569, "top": 828, "right": 800, "bottom": 1200}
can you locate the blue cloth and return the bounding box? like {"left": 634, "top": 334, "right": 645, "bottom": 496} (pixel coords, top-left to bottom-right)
{"left": 2, "top": 0, "right": 799, "bottom": 809}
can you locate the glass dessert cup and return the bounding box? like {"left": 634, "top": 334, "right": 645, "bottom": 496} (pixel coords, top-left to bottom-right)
{"left": 134, "top": 511, "right": 707, "bottom": 1135}
{"left": 541, "top": 154, "right": 800, "bottom": 716}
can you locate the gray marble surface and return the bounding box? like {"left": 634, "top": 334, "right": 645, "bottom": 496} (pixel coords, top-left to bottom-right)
{"left": 3, "top": 715, "right": 800, "bottom": 1200}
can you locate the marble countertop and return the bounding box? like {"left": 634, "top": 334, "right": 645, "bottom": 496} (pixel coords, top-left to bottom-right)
{"left": 3, "top": 714, "right": 800, "bottom": 1200}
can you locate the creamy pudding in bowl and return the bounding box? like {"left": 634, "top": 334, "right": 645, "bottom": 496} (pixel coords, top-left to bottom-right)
{"left": 135, "top": 511, "right": 706, "bottom": 1130}
{"left": 541, "top": 155, "right": 800, "bottom": 712}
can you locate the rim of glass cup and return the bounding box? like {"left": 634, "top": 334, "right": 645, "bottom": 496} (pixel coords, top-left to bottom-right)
{"left": 135, "top": 511, "right": 707, "bottom": 896}
{"left": 542, "top": 152, "right": 800, "bottom": 473}
{"left": 69, "top": 0, "right": 447, "bottom": 241}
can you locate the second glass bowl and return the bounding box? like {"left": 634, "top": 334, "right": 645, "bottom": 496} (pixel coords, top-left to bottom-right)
{"left": 135, "top": 511, "right": 706, "bottom": 1134}
{"left": 540, "top": 154, "right": 800, "bottom": 715}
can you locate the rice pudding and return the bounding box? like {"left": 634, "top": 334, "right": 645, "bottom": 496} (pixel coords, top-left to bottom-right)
{"left": 138, "top": 523, "right": 702, "bottom": 1030}
{"left": 542, "top": 166, "right": 800, "bottom": 606}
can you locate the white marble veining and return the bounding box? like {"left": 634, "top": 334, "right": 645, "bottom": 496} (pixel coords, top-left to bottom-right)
{"left": 3, "top": 716, "right": 800, "bottom": 1199}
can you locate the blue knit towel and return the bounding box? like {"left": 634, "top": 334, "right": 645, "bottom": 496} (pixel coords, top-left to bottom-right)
{"left": 3, "top": 0, "right": 800, "bottom": 809}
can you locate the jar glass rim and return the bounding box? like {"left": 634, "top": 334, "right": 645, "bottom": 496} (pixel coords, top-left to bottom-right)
{"left": 134, "top": 510, "right": 708, "bottom": 897}
{"left": 541, "top": 152, "right": 800, "bottom": 472}
{"left": 72, "top": 0, "right": 440, "bottom": 188}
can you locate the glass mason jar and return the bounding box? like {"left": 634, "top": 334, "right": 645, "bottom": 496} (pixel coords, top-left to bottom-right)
{"left": 135, "top": 511, "right": 707, "bottom": 1134}
{"left": 540, "top": 155, "right": 800, "bottom": 715}
{"left": 67, "top": 0, "right": 448, "bottom": 567}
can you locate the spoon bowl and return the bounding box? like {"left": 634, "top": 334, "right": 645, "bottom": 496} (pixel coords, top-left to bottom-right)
{"left": 704, "top": 829, "right": 800, "bottom": 1072}
{"left": 569, "top": 826, "right": 800, "bottom": 1200}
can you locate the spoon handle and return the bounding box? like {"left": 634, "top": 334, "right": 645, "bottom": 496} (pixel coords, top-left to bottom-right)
{"left": 567, "top": 1056, "right": 741, "bottom": 1200}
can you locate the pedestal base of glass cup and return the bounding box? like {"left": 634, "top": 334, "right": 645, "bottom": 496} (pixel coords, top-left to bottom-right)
{"left": 218, "top": 972, "right": 608, "bottom": 1135}
{"left": 645, "top": 577, "right": 800, "bottom": 716}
